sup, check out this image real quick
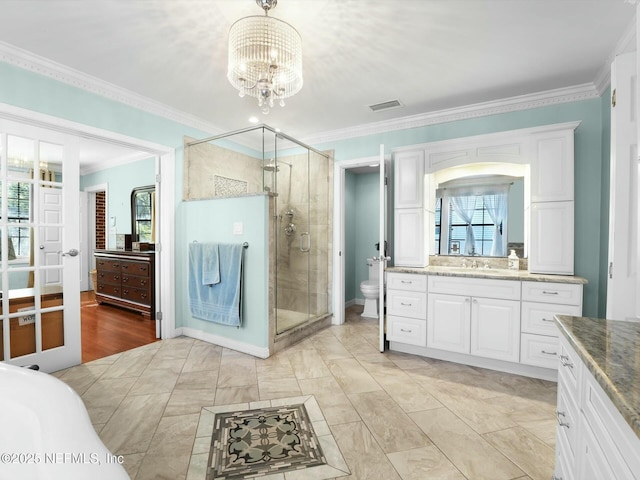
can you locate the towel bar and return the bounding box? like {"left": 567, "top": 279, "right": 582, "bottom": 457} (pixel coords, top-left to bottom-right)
{"left": 191, "top": 240, "right": 249, "bottom": 249}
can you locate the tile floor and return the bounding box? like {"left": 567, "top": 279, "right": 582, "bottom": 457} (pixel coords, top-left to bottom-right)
{"left": 53, "top": 305, "right": 558, "bottom": 480}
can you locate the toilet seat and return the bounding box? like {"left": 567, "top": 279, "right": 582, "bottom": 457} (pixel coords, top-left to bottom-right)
{"left": 360, "top": 280, "right": 379, "bottom": 293}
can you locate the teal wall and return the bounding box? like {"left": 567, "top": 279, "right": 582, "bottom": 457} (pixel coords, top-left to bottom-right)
{"left": 81, "top": 157, "right": 156, "bottom": 248}
{"left": 344, "top": 171, "right": 356, "bottom": 302}
{"left": 0, "top": 60, "right": 611, "bottom": 328}
{"left": 176, "top": 196, "right": 269, "bottom": 347}
{"left": 354, "top": 172, "right": 381, "bottom": 301}
{"left": 326, "top": 100, "right": 607, "bottom": 318}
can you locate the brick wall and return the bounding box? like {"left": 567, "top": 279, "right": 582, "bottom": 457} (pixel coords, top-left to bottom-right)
{"left": 95, "top": 191, "right": 106, "bottom": 249}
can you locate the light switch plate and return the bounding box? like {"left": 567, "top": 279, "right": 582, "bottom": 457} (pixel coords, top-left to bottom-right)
{"left": 233, "top": 222, "right": 244, "bottom": 235}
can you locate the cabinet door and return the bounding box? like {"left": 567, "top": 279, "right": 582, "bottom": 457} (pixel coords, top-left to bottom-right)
{"left": 578, "top": 422, "right": 618, "bottom": 480}
{"left": 394, "top": 149, "right": 425, "bottom": 208}
{"left": 530, "top": 130, "right": 574, "bottom": 202}
{"left": 529, "top": 201, "right": 574, "bottom": 274}
{"left": 393, "top": 208, "right": 426, "bottom": 267}
{"left": 427, "top": 293, "right": 470, "bottom": 353}
{"left": 470, "top": 297, "right": 520, "bottom": 362}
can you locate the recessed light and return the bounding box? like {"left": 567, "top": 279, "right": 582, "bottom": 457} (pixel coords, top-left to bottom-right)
{"left": 249, "top": 116, "right": 259, "bottom": 124}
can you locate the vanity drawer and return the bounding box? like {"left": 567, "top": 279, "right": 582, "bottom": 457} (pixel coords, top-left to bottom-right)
{"left": 387, "top": 315, "right": 426, "bottom": 346}
{"left": 521, "top": 302, "right": 582, "bottom": 336}
{"left": 120, "top": 260, "right": 150, "bottom": 277}
{"left": 558, "top": 334, "right": 581, "bottom": 395}
{"left": 386, "top": 272, "right": 427, "bottom": 292}
{"left": 387, "top": 289, "right": 426, "bottom": 319}
{"left": 521, "top": 281, "right": 582, "bottom": 306}
{"left": 520, "top": 333, "right": 559, "bottom": 369}
{"left": 428, "top": 275, "right": 520, "bottom": 300}
{"left": 556, "top": 380, "right": 579, "bottom": 463}
{"left": 95, "top": 258, "right": 121, "bottom": 272}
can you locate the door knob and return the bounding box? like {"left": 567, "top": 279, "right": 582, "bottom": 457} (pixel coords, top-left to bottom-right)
{"left": 61, "top": 249, "right": 79, "bottom": 257}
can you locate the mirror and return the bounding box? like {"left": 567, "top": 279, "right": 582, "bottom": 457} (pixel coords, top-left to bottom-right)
{"left": 131, "top": 186, "right": 155, "bottom": 243}
{"left": 431, "top": 163, "right": 528, "bottom": 258}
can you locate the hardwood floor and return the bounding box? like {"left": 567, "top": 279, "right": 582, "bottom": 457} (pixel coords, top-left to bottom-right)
{"left": 81, "top": 291, "right": 158, "bottom": 363}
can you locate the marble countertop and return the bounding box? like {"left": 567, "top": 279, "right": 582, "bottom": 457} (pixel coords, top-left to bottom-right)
{"left": 386, "top": 265, "right": 587, "bottom": 284}
{"left": 555, "top": 315, "right": 640, "bottom": 439}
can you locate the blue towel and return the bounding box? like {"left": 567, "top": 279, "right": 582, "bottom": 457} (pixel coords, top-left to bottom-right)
{"left": 201, "top": 243, "right": 220, "bottom": 285}
{"left": 188, "top": 242, "right": 243, "bottom": 326}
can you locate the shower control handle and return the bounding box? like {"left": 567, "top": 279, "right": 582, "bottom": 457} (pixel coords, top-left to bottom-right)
{"left": 299, "top": 232, "right": 310, "bottom": 252}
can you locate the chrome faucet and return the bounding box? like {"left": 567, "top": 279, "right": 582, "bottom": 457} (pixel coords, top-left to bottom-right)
{"left": 471, "top": 259, "right": 478, "bottom": 269}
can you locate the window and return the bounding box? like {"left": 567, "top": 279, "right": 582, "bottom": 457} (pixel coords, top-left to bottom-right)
{"left": 7, "top": 182, "right": 31, "bottom": 258}
{"left": 131, "top": 186, "right": 155, "bottom": 243}
{"left": 435, "top": 183, "right": 510, "bottom": 256}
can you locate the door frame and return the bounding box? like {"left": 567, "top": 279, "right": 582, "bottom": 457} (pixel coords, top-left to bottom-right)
{"left": 0, "top": 102, "right": 176, "bottom": 341}
{"left": 333, "top": 153, "right": 391, "bottom": 325}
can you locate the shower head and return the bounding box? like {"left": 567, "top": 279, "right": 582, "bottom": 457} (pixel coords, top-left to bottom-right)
{"left": 262, "top": 160, "right": 292, "bottom": 172}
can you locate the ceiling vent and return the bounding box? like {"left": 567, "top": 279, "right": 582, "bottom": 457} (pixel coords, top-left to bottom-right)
{"left": 368, "top": 99, "right": 403, "bottom": 112}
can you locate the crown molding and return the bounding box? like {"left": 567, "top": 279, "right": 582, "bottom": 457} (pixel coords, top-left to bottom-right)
{"left": 593, "top": 11, "right": 637, "bottom": 95}
{"left": 0, "top": 40, "right": 613, "bottom": 150}
{"left": 0, "top": 41, "right": 225, "bottom": 138}
{"left": 302, "top": 84, "right": 600, "bottom": 146}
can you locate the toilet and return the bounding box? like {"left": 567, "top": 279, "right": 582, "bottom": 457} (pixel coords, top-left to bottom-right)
{"left": 360, "top": 257, "right": 381, "bottom": 319}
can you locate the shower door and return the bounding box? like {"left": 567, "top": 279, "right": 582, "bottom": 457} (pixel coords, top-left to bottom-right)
{"left": 275, "top": 146, "right": 330, "bottom": 333}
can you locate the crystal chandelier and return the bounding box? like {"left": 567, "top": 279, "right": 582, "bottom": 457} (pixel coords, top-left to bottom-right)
{"left": 227, "top": 0, "right": 303, "bottom": 114}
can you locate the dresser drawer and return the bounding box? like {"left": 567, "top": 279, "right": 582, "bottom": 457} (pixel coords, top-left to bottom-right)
{"left": 522, "top": 281, "right": 582, "bottom": 306}
{"left": 96, "top": 283, "right": 120, "bottom": 297}
{"left": 521, "top": 302, "right": 582, "bottom": 336}
{"left": 385, "top": 272, "right": 427, "bottom": 292}
{"left": 428, "top": 275, "right": 520, "bottom": 300}
{"left": 120, "top": 260, "right": 150, "bottom": 277}
{"left": 121, "top": 286, "right": 152, "bottom": 305}
{"left": 96, "top": 258, "right": 121, "bottom": 272}
{"left": 97, "top": 271, "right": 121, "bottom": 286}
{"left": 387, "top": 289, "right": 426, "bottom": 319}
{"left": 121, "top": 274, "right": 151, "bottom": 289}
{"left": 387, "top": 315, "right": 426, "bottom": 346}
{"left": 520, "top": 333, "right": 559, "bottom": 369}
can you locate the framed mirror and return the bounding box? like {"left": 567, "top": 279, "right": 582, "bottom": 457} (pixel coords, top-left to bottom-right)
{"left": 131, "top": 185, "right": 155, "bottom": 243}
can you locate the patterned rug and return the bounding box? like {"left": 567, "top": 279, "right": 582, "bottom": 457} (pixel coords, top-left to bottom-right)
{"left": 208, "top": 403, "right": 325, "bottom": 479}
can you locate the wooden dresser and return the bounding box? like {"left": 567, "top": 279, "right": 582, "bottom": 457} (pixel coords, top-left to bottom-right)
{"left": 94, "top": 250, "right": 155, "bottom": 319}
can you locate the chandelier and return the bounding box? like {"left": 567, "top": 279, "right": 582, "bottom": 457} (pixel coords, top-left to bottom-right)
{"left": 227, "top": 0, "right": 303, "bottom": 114}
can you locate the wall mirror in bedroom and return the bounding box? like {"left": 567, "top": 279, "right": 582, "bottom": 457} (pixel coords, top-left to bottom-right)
{"left": 131, "top": 185, "right": 155, "bottom": 243}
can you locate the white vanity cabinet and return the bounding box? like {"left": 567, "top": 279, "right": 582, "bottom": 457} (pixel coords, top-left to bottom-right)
{"left": 555, "top": 334, "right": 640, "bottom": 480}
{"left": 427, "top": 276, "right": 521, "bottom": 362}
{"left": 386, "top": 272, "right": 427, "bottom": 346}
{"left": 520, "top": 281, "right": 582, "bottom": 369}
{"left": 393, "top": 150, "right": 428, "bottom": 267}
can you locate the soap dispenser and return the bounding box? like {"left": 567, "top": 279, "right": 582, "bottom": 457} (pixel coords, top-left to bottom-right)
{"left": 508, "top": 249, "right": 519, "bottom": 270}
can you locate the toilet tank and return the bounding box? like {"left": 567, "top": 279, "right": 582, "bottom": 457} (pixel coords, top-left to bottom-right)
{"left": 367, "top": 257, "right": 380, "bottom": 282}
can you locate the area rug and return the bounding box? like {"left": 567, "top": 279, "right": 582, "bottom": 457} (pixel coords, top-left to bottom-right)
{"left": 190, "top": 395, "right": 350, "bottom": 480}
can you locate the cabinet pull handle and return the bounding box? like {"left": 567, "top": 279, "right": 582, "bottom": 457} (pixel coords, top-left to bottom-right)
{"left": 400, "top": 280, "right": 412, "bottom": 284}
{"left": 541, "top": 350, "right": 557, "bottom": 356}
{"left": 122, "top": 264, "right": 129, "bottom": 269}
{"left": 552, "top": 476, "right": 563, "bottom": 480}
{"left": 559, "top": 355, "right": 574, "bottom": 369}
{"left": 400, "top": 328, "right": 412, "bottom": 333}
{"left": 400, "top": 302, "right": 412, "bottom": 306}
{"left": 542, "top": 290, "right": 558, "bottom": 295}
{"left": 541, "top": 317, "right": 554, "bottom": 322}
{"left": 556, "top": 410, "right": 570, "bottom": 428}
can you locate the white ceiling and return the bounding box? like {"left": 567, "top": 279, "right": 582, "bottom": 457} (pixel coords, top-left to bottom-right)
{"left": 0, "top": 1, "right": 636, "bottom": 167}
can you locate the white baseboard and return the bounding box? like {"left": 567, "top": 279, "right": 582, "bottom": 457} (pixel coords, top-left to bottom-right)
{"left": 181, "top": 327, "right": 270, "bottom": 358}
{"left": 345, "top": 298, "right": 357, "bottom": 308}
{"left": 389, "top": 341, "right": 558, "bottom": 382}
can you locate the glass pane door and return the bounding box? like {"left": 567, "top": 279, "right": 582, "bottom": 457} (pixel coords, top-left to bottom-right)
{"left": 0, "top": 119, "right": 81, "bottom": 372}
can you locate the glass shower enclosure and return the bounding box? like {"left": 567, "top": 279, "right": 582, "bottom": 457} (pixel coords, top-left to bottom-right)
{"left": 183, "top": 125, "right": 332, "bottom": 336}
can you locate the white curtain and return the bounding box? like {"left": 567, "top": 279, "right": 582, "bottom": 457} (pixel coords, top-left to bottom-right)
{"left": 484, "top": 189, "right": 509, "bottom": 256}
{"left": 450, "top": 195, "right": 477, "bottom": 255}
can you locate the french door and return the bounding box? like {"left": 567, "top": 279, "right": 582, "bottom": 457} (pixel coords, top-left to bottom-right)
{"left": 0, "top": 118, "right": 81, "bottom": 372}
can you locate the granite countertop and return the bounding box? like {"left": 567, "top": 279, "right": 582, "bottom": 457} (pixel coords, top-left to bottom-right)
{"left": 555, "top": 315, "right": 640, "bottom": 439}
{"left": 386, "top": 265, "right": 587, "bottom": 284}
